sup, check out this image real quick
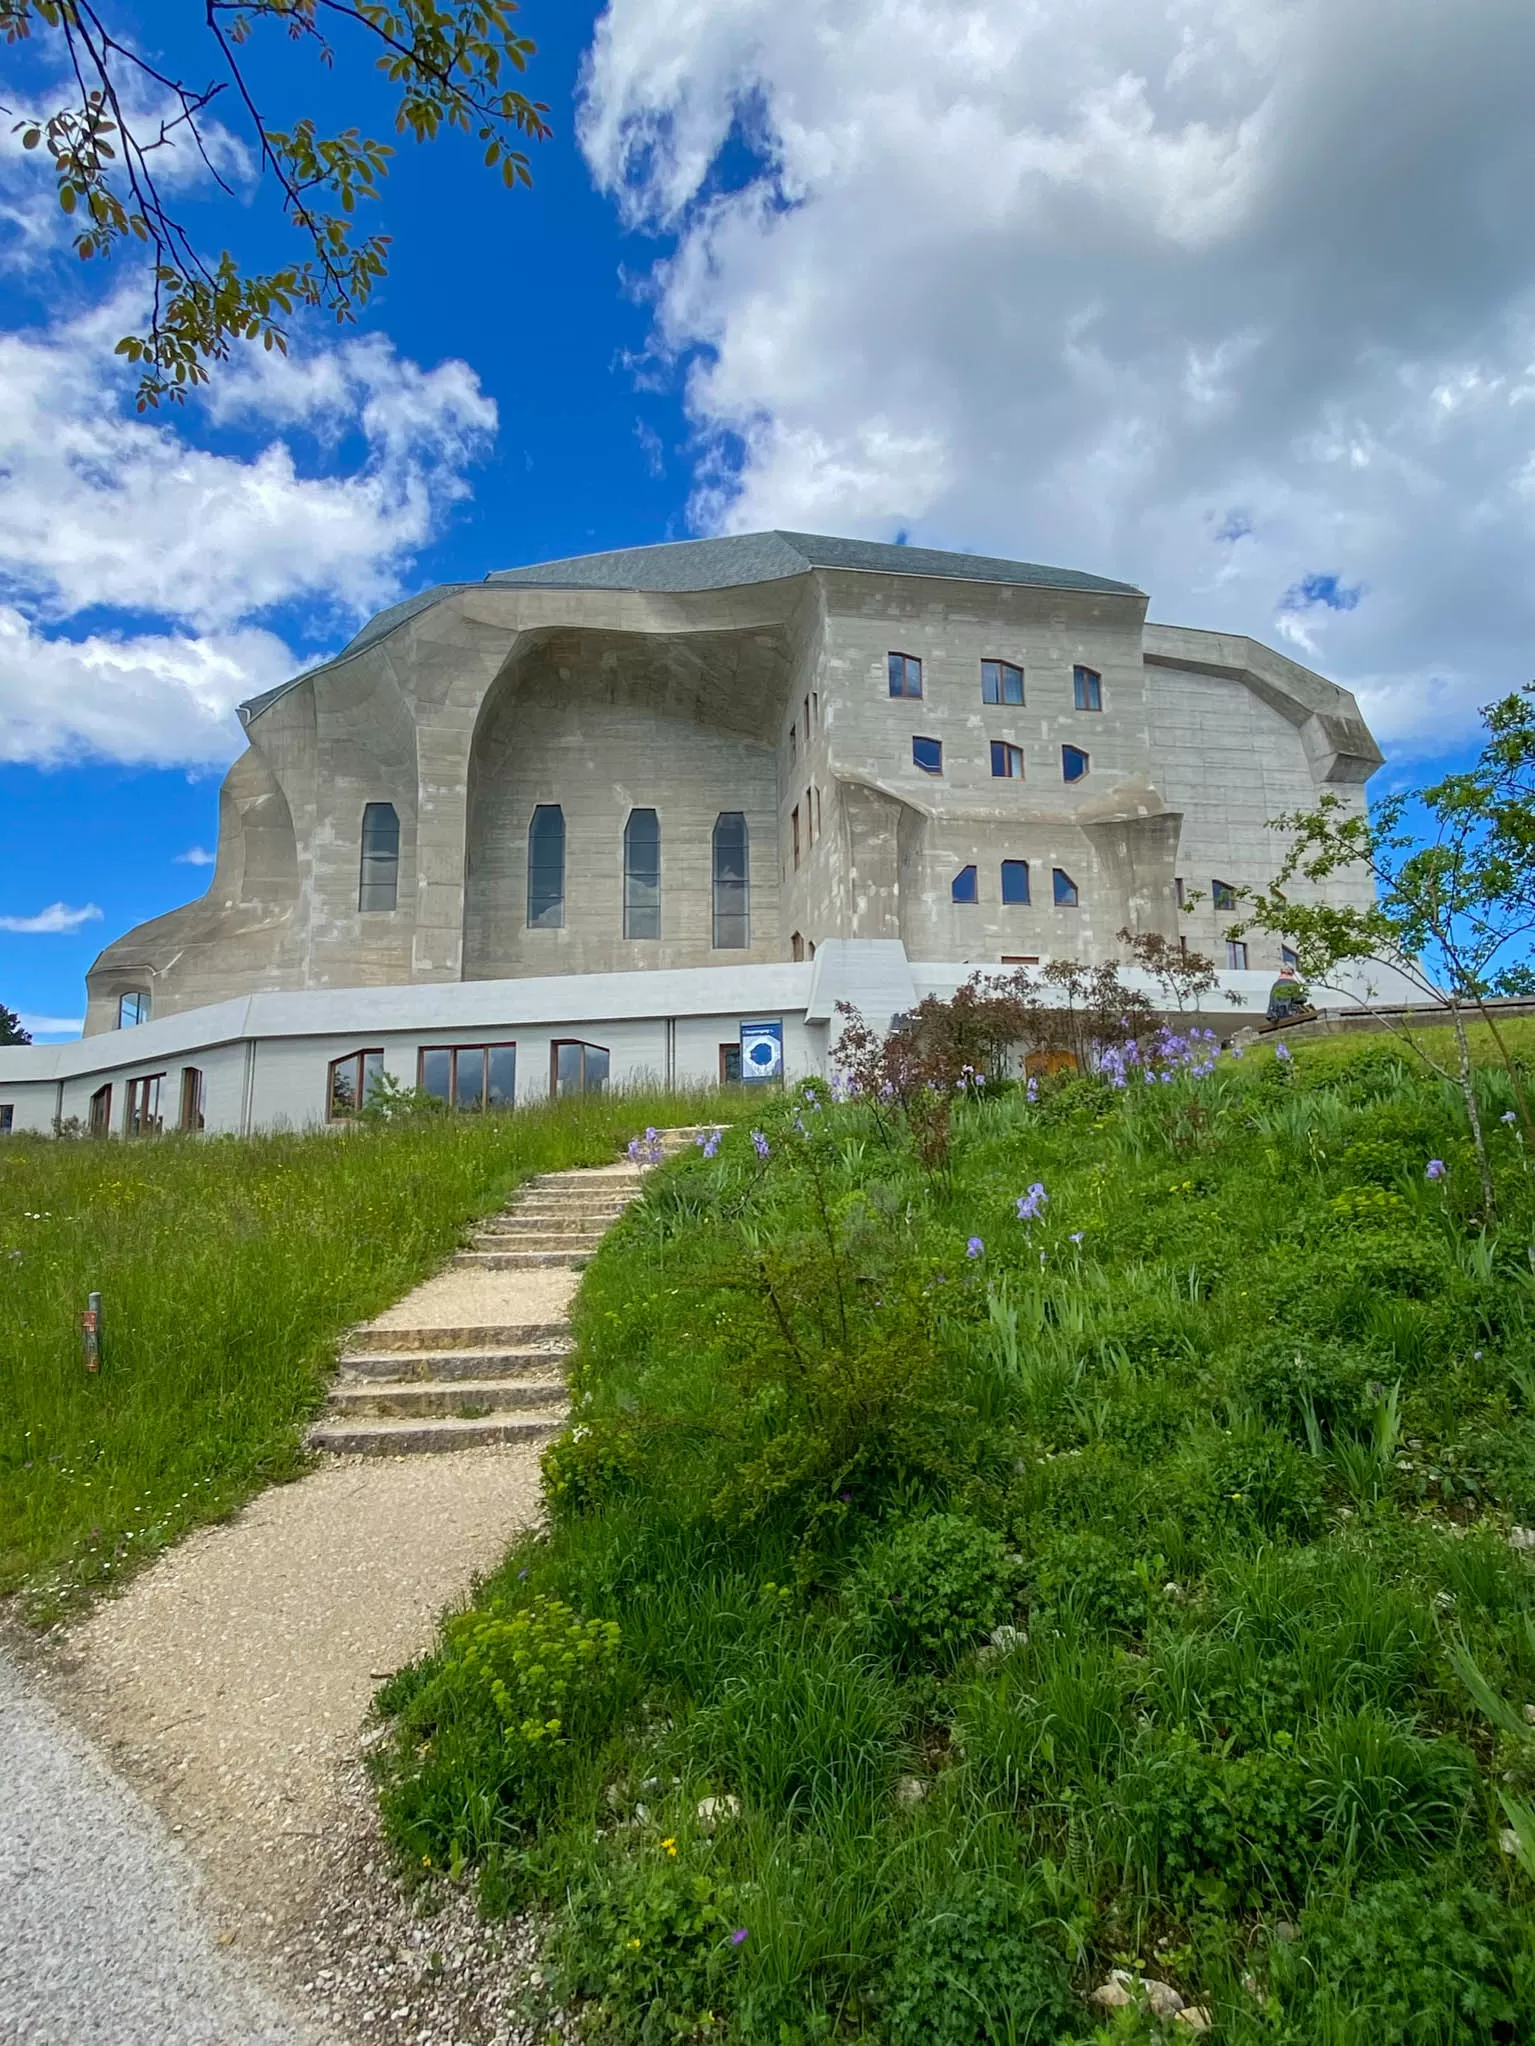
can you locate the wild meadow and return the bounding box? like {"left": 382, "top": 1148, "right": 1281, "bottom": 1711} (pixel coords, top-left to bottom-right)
{"left": 0, "top": 1089, "right": 697, "bottom": 1616}
{"left": 376, "top": 1023, "right": 1535, "bottom": 2044}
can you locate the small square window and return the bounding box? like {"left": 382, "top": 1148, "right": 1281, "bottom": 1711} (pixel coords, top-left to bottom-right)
{"left": 1053, "top": 867, "right": 1079, "bottom": 907}
{"left": 912, "top": 734, "right": 943, "bottom": 774}
{"left": 1212, "top": 878, "right": 1238, "bottom": 911}
{"left": 981, "top": 659, "right": 1024, "bottom": 706}
{"left": 888, "top": 652, "right": 923, "bottom": 698}
{"left": 990, "top": 741, "right": 1025, "bottom": 779}
{"left": 952, "top": 864, "right": 978, "bottom": 904}
{"left": 1001, "top": 859, "right": 1030, "bottom": 905}
{"left": 1062, "top": 745, "right": 1090, "bottom": 783}
{"left": 1074, "top": 665, "right": 1103, "bottom": 710}
{"left": 1227, "top": 939, "right": 1249, "bottom": 971}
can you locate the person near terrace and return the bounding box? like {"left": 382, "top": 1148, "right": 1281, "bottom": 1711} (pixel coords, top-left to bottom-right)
{"left": 1266, "top": 965, "right": 1309, "bottom": 1023}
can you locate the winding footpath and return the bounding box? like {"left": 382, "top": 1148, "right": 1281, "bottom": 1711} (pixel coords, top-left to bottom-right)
{"left": 2, "top": 1145, "right": 682, "bottom": 2046}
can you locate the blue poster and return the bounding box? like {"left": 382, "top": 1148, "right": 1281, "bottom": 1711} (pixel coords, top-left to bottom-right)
{"left": 740, "top": 1019, "right": 784, "bottom": 1083}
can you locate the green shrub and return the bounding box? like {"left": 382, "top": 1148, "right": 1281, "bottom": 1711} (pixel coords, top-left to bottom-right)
{"left": 1170, "top": 1423, "right": 1323, "bottom": 1542}
{"left": 1266, "top": 1872, "right": 1534, "bottom": 2043}
{"left": 883, "top": 1875, "right": 1086, "bottom": 2046}
{"left": 543, "top": 1419, "right": 642, "bottom": 1518}
{"left": 846, "top": 1511, "right": 1017, "bottom": 1669}
{"left": 556, "top": 1852, "right": 746, "bottom": 2045}
{"left": 1027, "top": 1528, "right": 1151, "bottom": 1636}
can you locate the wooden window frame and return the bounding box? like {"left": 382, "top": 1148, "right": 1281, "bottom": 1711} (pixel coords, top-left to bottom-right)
{"left": 1073, "top": 665, "right": 1103, "bottom": 711}
{"left": 178, "top": 1066, "right": 205, "bottom": 1132}
{"left": 887, "top": 651, "right": 923, "bottom": 699}
{"left": 1052, "top": 868, "right": 1080, "bottom": 908}
{"left": 991, "top": 741, "right": 1025, "bottom": 779}
{"left": 1001, "top": 858, "right": 1031, "bottom": 905}
{"left": 88, "top": 1083, "right": 112, "bottom": 1136}
{"left": 550, "top": 1040, "right": 610, "bottom": 1098}
{"left": 418, "top": 1042, "right": 518, "bottom": 1111}
{"left": 1062, "top": 744, "right": 1091, "bottom": 784}
{"left": 981, "top": 659, "right": 1024, "bottom": 706}
{"left": 124, "top": 1072, "right": 165, "bottom": 1137}
{"left": 912, "top": 734, "right": 943, "bottom": 775}
{"left": 327, "top": 1048, "right": 384, "bottom": 1122}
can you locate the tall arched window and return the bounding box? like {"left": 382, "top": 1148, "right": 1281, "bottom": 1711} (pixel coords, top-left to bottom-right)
{"left": 527, "top": 804, "right": 565, "bottom": 928}
{"left": 712, "top": 812, "right": 749, "bottom": 949}
{"left": 623, "top": 808, "right": 661, "bottom": 939}
{"left": 358, "top": 802, "right": 399, "bottom": 911}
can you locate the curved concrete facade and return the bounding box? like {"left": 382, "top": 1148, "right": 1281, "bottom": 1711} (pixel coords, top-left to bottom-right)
{"left": 82, "top": 532, "right": 1383, "bottom": 1035}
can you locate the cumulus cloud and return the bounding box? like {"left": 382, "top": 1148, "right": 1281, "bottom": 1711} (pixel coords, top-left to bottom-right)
{"left": 0, "top": 901, "right": 103, "bottom": 934}
{"left": 17, "top": 1013, "right": 84, "bottom": 1038}
{"left": 581, "top": 0, "right": 1535, "bottom": 758}
{"left": 0, "top": 301, "right": 495, "bottom": 765}
{"left": 175, "top": 846, "right": 216, "bottom": 867}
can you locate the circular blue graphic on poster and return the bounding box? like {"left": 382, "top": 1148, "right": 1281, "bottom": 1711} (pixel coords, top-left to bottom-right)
{"left": 750, "top": 1041, "right": 775, "bottom": 1066}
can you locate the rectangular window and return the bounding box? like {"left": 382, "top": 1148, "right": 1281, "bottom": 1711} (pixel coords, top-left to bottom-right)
{"left": 623, "top": 808, "right": 661, "bottom": 940}
{"left": 791, "top": 804, "right": 801, "bottom": 868}
{"left": 812, "top": 690, "right": 819, "bottom": 727}
{"left": 117, "top": 991, "right": 150, "bottom": 1028}
{"left": 359, "top": 801, "right": 400, "bottom": 912}
{"left": 803, "top": 694, "right": 811, "bottom": 744}
{"left": 888, "top": 651, "right": 923, "bottom": 698}
{"left": 981, "top": 659, "right": 1024, "bottom": 705}
{"left": 124, "top": 1073, "right": 164, "bottom": 1137}
{"left": 1062, "top": 744, "right": 1090, "bottom": 783}
{"left": 1282, "top": 944, "right": 1299, "bottom": 971}
{"left": 0, "top": 1105, "right": 13, "bottom": 1135}
{"left": 1226, "top": 939, "right": 1249, "bottom": 971}
{"left": 951, "top": 865, "right": 978, "bottom": 904}
{"left": 527, "top": 805, "right": 566, "bottom": 929}
{"left": 712, "top": 813, "right": 750, "bottom": 949}
{"left": 89, "top": 1084, "right": 112, "bottom": 1137}
{"left": 1052, "top": 868, "right": 1079, "bottom": 908}
{"left": 790, "top": 931, "right": 805, "bottom": 961}
{"left": 990, "top": 741, "right": 1024, "bottom": 779}
{"left": 720, "top": 1043, "right": 742, "bottom": 1084}
{"left": 178, "top": 1067, "right": 205, "bottom": 1133}
{"left": 328, "top": 1049, "right": 384, "bottom": 1121}
{"left": 552, "top": 1041, "right": 609, "bottom": 1098}
{"left": 912, "top": 734, "right": 943, "bottom": 774}
{"left": 1175, "top": 876, "right": 1186, "bottom": 908}
{"left": 815, "top": 785, "right": 822, "bottom": 837}
{"left": 1001, "top": 858, "right": 1030, "bottom": 904}
{"left": 789, "top": 723, "right": 797, "bottom": 765}
{"left": 1212, "top": 878, "right": 1238, "bottom": 912}
{"left": 419, "top": 1043, "right": 517, "bottom": 1110}
{"left": 1001, "top": 955, "right": 1040, "bottom": 965}
{"left": 1073, "top": 665, "right": 1103, "bottom": 711}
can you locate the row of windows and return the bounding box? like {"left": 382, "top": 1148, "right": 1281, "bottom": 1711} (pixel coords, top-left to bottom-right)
{"left": 950, "top": 862, "right": 1079, "bottom": 908}
{"left": 326, "top": 1040, "right": 610, "bottom": 1120}
{"left": 86, "top": 1068, "right": 205, "bottom": 1137}
{"left": 911, "top": 736, "right": 1092, "bottom": 782}
{"left": 357, "top": 804, "right": 753, "bottom": 947}
{"left": 890, "top": 653, "right": 1103, "bottom": 712}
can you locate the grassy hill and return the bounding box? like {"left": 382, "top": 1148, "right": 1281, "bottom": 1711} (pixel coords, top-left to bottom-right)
{"left": 376, "top": 1028, "right": 1535, "bottom": 2045}
{"left": 0, "top": 1091, "right": 695, "bottom": 1617}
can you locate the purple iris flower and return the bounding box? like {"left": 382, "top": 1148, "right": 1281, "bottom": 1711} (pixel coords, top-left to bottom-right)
{"left": 1426, "top": 1158, "right": 1447, "bottom": 1180}
{"left": 1016, "top": 1183, "right": 1047, "bottom": 1222}
{"left": 966, "top": 1236, "right": 984, "bottom": 1259}
{"left": 751, "top": 1129, "right": 770, "bottom": 1160}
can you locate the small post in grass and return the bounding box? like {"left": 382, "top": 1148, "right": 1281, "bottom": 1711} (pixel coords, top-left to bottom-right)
{"left": 81, "top": 1292, "right": 101, "bottom": 1374}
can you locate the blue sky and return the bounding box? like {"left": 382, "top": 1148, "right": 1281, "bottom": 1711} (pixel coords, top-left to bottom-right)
{"left": 4, "top": 0, "right": 1534, "bottom": 1034}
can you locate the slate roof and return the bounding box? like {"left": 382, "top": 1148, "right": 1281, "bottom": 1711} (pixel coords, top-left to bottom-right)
{"left": 239, "top": 534, "right": 1139, "bottom": 721}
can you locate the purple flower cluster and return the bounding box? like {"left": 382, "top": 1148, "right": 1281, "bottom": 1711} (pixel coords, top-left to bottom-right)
{"left": 966, "top": 1236, "right": 985, "bottom": 1259}
{"left": 1098, "top": 1025, "right": 1223, "bottom": 1089}
{"left": 1426, "top": 1158, "right": 1447, "bottom": 1181}
{"left": 1016, "top": 1182, "right": 1047, "bottom": 1222}
{"left": 627, "top": 1126, "right": 665, "bottom": 1166}
{"left": 751, "top": 1129, "right": 771, "bottom": 1160}
{"left": 1275, "top": 1041, "right": 1293, "bottom": 1063}
{"left": 695, "top": 1127, "right": 723, "bottom": 1159}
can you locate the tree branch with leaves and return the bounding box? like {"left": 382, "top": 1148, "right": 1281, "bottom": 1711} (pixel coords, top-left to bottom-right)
{"left": 1, "top": 0, "right": 549, "bottom": 407}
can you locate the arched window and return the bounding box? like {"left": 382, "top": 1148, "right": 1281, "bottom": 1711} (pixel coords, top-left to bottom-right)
{"left": 358, "top": 802, "right": 400, "bottom": 911}
{"left": 527, "top": 804, "right": 565, "bottom": 928}
{"left": 624, "top": 808, "right": 661, "bottom": 939}
{"left": 712, "top": 812, "right": 749, "bottom": 949}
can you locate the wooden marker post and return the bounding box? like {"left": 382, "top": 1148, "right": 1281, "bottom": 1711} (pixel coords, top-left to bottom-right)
{"left": 81, "top": 1292, "right": 101, "bottom": 1373}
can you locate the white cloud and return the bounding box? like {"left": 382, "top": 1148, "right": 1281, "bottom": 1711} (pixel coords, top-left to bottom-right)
{"left": 175, "top": 845, "right": 216, "bottom": 867}
{"left": 17, "top": 1013, "right": 83, "bottom": 1038}
{"left": 581, "top": 0, "right": 1535, "bottom": 760}
{"left": 0, "top": 901, "right": 103, "bottom": 934}
{"left": 0, "top": 300, "right": 495, "bottom": 765}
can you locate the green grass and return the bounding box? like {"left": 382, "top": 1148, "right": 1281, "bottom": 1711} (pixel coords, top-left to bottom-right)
{"left": 0, "top": 1090, "right": 702, "bottom": 1616}
{"left": 374, "top": 1025, "right": 1535, "bottom": 2044}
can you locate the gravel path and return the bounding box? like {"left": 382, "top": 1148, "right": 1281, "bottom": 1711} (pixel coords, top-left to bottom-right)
{"left": 0, "top": 1647, "right": 316, "bottom": 2046}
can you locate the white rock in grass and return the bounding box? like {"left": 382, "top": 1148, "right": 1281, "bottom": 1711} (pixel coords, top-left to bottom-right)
{"left": 1509, "top": 1526, "right": 1535, "bottom": 1552}
{"left": 1523, "top": 1704, "right": 1535, "bottom": 1726}
{"left": 988, "top": 1624, "right": 1026, "bottom": 1654}
{"left": 894, "top": 1776, "right": 927, "bottom": 1808}
{"left": 1500, "top": 1827, "right": 1522, "bottom": 1855}
{"left": 1176, "top": 2007, "right": 1213, "bottom": 2032}
{"left": 1144, "top": 1979, "right": 1185, "bottom": 2017}
{"left": 696, "top": 1795, "right": 740, "bottom": 1827}
{"left": 1089, "top": 1979, "right": 1133, "bottom": 2011}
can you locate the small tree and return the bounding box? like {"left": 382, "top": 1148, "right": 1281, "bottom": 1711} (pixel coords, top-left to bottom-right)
{"left": 1235, "top": 685, "right": 1535, "bottom": 1216}
{"left": 0, "top": 1002, "right": 31, "bottom": 1045}
{"left": 1117, "top": 927, "right": 1226, "bottom": 1022}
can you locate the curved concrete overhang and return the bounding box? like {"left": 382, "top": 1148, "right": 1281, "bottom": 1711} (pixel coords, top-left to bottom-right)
{"left": 1142, "top": 623, "right": 1384, "bottom": 784}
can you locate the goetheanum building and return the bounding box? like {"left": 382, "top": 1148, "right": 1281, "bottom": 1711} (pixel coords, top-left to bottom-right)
{"left": 0, "top": 532, "right": 1383, "bottom": 1136}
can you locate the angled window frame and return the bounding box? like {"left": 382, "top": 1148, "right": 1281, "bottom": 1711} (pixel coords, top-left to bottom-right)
{"left": 1061, "top": 744, "right": 1091, "bottom": 784}
{"left": 951, "top": 864, "right": 978, "bottom": 904}
{"left": 117, "top": 990, "right": 151, "bottom": 1029}
{"left": 912, "top": 734, "right": 943, "bottom": 775}
{"left": 1212, "top": 878, "right": 1239, "bottom": 912}
{"left": 1052, "top": 867, "right": 1080, "bottom": 908}
{"left": 551, "top": 1039, "right": 610, "bottom": 1097}
{"left": 327, "top": 1048, "right": 384, "bottom": 1122}
{"left": 358, "top": 801, "right": 400, "bottom": 912}
{"left": 990, "top": 740, "right": 1025, "bottom": 779}
{"left": 1001, "top": 858, "right": 1031, "bottom": 905}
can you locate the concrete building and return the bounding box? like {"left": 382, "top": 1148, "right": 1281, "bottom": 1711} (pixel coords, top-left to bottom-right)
{"left": 0, "top": 532, "right": 1383, "bottom": 1136}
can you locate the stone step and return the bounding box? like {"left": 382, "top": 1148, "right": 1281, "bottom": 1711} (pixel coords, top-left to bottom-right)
{"left": 307, "top": 1411, "right": 567, "bottom": 1457}
{"left": 337, "top": 1345, "right": 570, "bottom": 1382}
{"left": 531, "top": 1170, "right": 646, "bottom": 1190}
{"left": 470, "top": 1230, "right": 607, "bottom": 1253}
{"left": 343, "top": 1320, "right": 573, "bottom": 1354}
{"left": 324, "top": 1377, "right": 566, "bottom": 1419}
{"left": 477, "top": 1215, "right": 622, "bottom": 1235}
{"left": 495, "top": 1202, "right": 632, "bottom": 1224}
{"left": 453, "top": 1249, "right": 592, "bottom": 1271}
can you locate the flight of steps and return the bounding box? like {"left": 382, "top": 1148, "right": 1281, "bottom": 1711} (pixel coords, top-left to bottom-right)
{"left": 308, "top": 1128, "right": 719, "bottom": 1456}
{"left": 307, "top": 1162, "right": 644, "bottom": 1456}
